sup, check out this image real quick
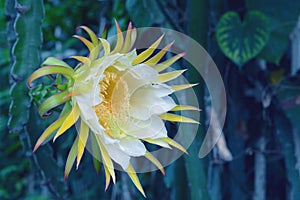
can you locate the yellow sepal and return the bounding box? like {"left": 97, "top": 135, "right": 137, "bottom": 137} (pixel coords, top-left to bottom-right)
{"left": 158, "top": 69, "right": 186, "bottom": 83}
{"left": 172, "top": 83, "right": 198, "bottom": 92}
{"left": 159, "top": 113, "right": 199, "bottom": 124}
{"left": 132, "top": 34, "right": 164, "bottom": 65}
{"left": 95, "top": 135, "right": 116, "bottom": 183}
{"left": 154, "top": 52, "right": 185, "bottom": 72}
{"left": 111, "top": 20, "right": 124, "bottom": 54}
{"left": 76, "top": 120, "right": 89, "bottom": 169}
{"left": 126, "top": 164, "right": 146, "bottom": 197}
{"left": 145, "top": 151, "right": 165, "bottom": 175}
{"left": 162, "top": 138, "right": 188, "bottom": 154}
{"left": 53, "top": 104, "right": 80, "bottom": 141}
{"left": 143, "top": 42, "right": 174, "bottom": 66}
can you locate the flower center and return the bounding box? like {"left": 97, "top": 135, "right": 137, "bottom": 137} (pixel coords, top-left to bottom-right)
{"left": 93, "top": 67, "right": 130, "bottom": 138}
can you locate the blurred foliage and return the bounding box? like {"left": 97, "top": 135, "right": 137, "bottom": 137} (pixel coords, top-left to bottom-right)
{"left": 1, "top": 0, "right": 300, "bottom": 199}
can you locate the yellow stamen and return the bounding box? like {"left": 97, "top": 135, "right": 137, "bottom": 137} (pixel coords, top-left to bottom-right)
{"left": 93, "top": 68, "right": 130, "bottom": 138}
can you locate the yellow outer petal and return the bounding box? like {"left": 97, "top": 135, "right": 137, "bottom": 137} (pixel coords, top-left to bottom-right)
{"left": 73, "top": 35, "right": 94, "bottom": 52}
{"left": 111, "top": 20, "right": 124, "bottom": 54}
{"left": 143, "top": 138, "right": 170, "bottom": 148}
{"left": 171, "top": 105, "right": 201, "bottom": 111}
{"left": 99, "top": 38, "right": 111, "bottom": 56}
{"left": 53, "top": 104, "right": 80, "bottom": 141}
{"left": 120, "top": 22, "right": 133, "bottom": 53}
{"left": 95, "top": 135, "right": 116, "bottom": 183}
{"left": 33, "top": 109, "right": 70, "bottom": 152}
{"left": 64, "top": 136, "right": 79, "bottom": 179}
{"left": 158, "top": 69, "right": 186, "bottom": 83}
{"left": 103, "top": 164, "right": 111, "bottom": 191}
{"left": 130, "top": 28, "right": 137, "bottom": 50}
{"left": 76, "top": 120, "right": 89, "bottom": 169}
{"left": 77, "top": 26, "right": 99, "bottom": 46}
{"left": 145, "top": 151, "right": 165, "bottom": 175}
{"left": 172, "top": 83, "right": 198, "bottom": 92}
{"left": 154, "top": 52, "right": 185, "bottom": 72}
{"left": 159, "top": 113, "right": 199, "bottom": 124}
{"left": 143, "top": 41, "right": 174, "bottom": 66}
{"left": 126, "top": 164, "right": 146, "bottom": 197}
{"left": 71, "top": 56, "right": 91, "bottom": 66}
{"left": 132, "top": 34, "right": 164, "bottom": 65}
{"left": 162, "top": 138, "right": 188, "bottom": 154}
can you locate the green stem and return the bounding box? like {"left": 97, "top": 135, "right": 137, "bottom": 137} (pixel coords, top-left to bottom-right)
{"left": 8, "top": 0, "right": 68, "bottom": 198}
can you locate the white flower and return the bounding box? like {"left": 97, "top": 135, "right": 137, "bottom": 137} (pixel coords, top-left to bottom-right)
{"left": 28, "top": 22, "right": 199, "bottom": 197}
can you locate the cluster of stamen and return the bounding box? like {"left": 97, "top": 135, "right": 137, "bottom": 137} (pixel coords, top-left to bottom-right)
{"left": 93, "top": 68, "right": 130, "bottom": 138}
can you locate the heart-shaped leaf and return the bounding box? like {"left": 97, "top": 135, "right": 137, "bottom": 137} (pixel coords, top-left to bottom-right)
{"left": 216, "top": 10, "right": 270, "bottom": 66}
{"left": 247, "top": 0, "right": 300, "bottom": 65}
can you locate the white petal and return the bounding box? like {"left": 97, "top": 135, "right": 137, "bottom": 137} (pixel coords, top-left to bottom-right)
{"left": 121, "top": 115, "right": 167, "bottom": 139}
{"left": 112, "top": 50, "right": 137, "bottom": 70}
{"left": 129, "top": 84, "right": 176, "bottom": 120}
{"left": 104, "top": 143, "right": 130, "bottom": 170}
{"left": 122, "top": 64, "right": 158, "bottom": 95}
{"left": 118, "top": 139, "right": 146, "bottom": 156}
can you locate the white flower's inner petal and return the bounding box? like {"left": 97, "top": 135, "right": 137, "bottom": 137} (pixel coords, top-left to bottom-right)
{"left": 103, "top": 143, "right": 130, "bottom": 170}
{"left": 112, "top": 50, "right": 137, "bottom": 70}
{"left": 118, "top": 139, "right": 146, "bottom": 156}
{"left": 120, "top": 115, "right": 167, "bottom": 139}
{"left": 122, "top": 64, "right": 158, "bottom": 95}
{"left": 129, "top": 84, "right": 176, "bottom": 120}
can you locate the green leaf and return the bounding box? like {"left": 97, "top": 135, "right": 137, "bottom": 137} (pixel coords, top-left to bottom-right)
{"left": 125, "top": 0, "right": 165, "bottom": 27}
{"left": 247, "top": 0, "right": 300, "bottom": 64}
{"left": 216, "top": 10, "right": 269, "bottom": 66}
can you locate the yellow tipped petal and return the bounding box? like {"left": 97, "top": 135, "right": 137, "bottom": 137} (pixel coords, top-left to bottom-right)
{"left": 154, "top": 52, "right": 186, "bottom": 72}
{"left": 64, "top": 136, "right": 79, "bottom": 180}
{"left": 76, "top": 120, "right": 89, "bottom": 169}
{"left": 143, "top": 138, "right": 171, "bottom": 148}
{"left": 73, "top": 35, "right": 94, "bottom": 52}
{"left": 172, "top": 83, "right": 198, "bottom": 92}
{"left": 120, "top": 22, "right": 133, "bottom": 53}
{"left": 71, "top": 56, "right": 91, "bottom": 66}
{"left": 38, "top": 90, "right": 71, "bottom": 117}
{"left": 77, "top": 26, "right": 99, "bottom": 46}
{"left": 76, "top": 26, "right": 100, "bottom": 60}
{"left": 53, "top": 104, "right": 80, "bottom": 141}
{"left": 42, "top": 57, "right": 71, "bottom": 68}
{"left": 130, "top": 28, "right": 137, "bottom": 50}
{"left": 33, "top": 110, "right": 70, "bottom": 152}
{"left": 111, "top": 20, "right": 124, "bottom": 54}
{"left": 162, "top": 138, "right": 188, "bottom": 154}
{"left": 95, "top": 135, "right": 116, "bottom": 183}
{"left": 132, "top": 34, "right": 164, "bottom": 65}
{"left": 103, "top": 164, "right": 111, "bottom": 191}
{"left": 126, "top": 164, "right": 146, "bottom": 197}
{"left": 171, "top": 105, "right": 201, "bottom": 111}
{"left": 159, "top": 113, "right": 199, "bottom": 124}
{"left": 99, "top": 38, "right": 111, "bottom": 56}
{"left": 145, "top": 151, "right": 165, "bottom": 175}
{"left": 144, "top": 42, "right": 174, "bottom": 66}
{"left": 158, "top": 69, "right": 186, "bottom": 83}
{"left": 27, "top": 66, "right": 74, "bottom": 88}
{"left": 91, "top": 133, "right": 101, "bottom": 174}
